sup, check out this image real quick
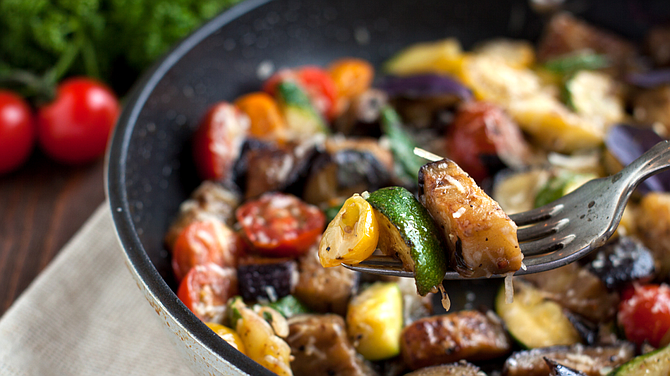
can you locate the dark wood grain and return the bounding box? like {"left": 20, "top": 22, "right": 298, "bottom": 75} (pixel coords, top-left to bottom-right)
{"left": 0, "top": 151, "right": 105, "bottom": 316}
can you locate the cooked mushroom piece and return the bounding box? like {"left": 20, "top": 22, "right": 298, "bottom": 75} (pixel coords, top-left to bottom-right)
{"left": 404, "top": 362, "right": 486, "bottom": 376}
{"left": 418, "top": 159, "right": 523, "bottom": 278}
{"left": 286, "top": 314, "right": 377, "bottom": 376}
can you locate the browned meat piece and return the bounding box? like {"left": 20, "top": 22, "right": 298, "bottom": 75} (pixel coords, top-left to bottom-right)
{"left": 241, "top": 140, "right": 317, "bottom": 200}
{"left": 287, "top": 314, "right": 377, "bottom": 376}
{"left": 633, "top": 85, "right": 670, "bottom": 134}
{"left": 404, "top": 362, "right": 485, "bottom": 376}
{"left": 418, "top": 159, "right": 523, "bottom": 278}
{"left": 522, "top": 263, "right": 619, "bottom": 322}
{"left": 537, "top": 13, "right": 637, "bottom": 75}
{"left": 400, "top": 310, "right": 511, "bottom": 370}
{"left": 164, "top": 181, "right": 240, "bottom": 250}
{"left": 646, "top": 26, "right": 670, "bottom": 67}
{"left": 502, "top": 343, "right": 635, "bottom": 376}
{"left": 293, "top": 245, "right": 358, "bottom": 316}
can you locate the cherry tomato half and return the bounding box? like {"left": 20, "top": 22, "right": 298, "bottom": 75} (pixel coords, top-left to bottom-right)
{"left": 263, "top": 66, "right": 339, "bottom": 121}
{"left": 618, "top": 284, "right": 670, "bottom": 348}
{"left": 172, "top": 219, "right": 246, "bottom": 282}
{"left": 192, "top": 102, "right": 249, "bottom": 181}
{"left": 37, "top": 77, "right": 120, "bottom": 164}
{"left": 446, "top": 101, "right": 530, "bottom": 182}
{"left": 236, "top": 192, "right": 325, "bottom": 257}
{"left": 0, "top": 91, "right": 35, "bottom": 174}
{"left": 177, "top": 263, "right": 238, "bottom": 322}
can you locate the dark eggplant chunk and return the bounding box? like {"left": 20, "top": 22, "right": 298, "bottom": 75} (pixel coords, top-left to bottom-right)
{"left": 401, "top": 310, "right": 510, "bottom": 370}
{"left": 334, "top": 89, "right": 388, "bottom": 136}
{"left": 232, "top": 138, "right": 318, "bottom": 199}
{"left": 522, "top": 262, "right": 618, "bottom": 322}
{"left": 293, "top": 245, "right": 359, "bottom": 316}
{"left": 164, "top": 181, "right": 241, "bottom": 250}
{"left": 606, "top": 125, "right": 670, "bottom": 193}
{"left": 286, "top": 314, "right": 377, "bottom": 376}
{"left": 404, "top": 361, "right": 485, "bottom": 376}
{"left": 236, "top": 258, "right": 298, "bottom": 302}
{"left": 544, "top": 358, "right": 587, "bottom": 376}
{"left": 303, "top": 137, "right": 394, "bottom": 206}
{"left": 502, "top": 343, "right": 635, "bottom": 376}
{"left": 586, "top": 236, "right": 655, "bottom": 290}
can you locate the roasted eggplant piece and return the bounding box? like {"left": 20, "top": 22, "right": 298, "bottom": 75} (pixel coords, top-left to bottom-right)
{"left": 502, "top": 343, "right": 635, "bottom": 376}
{"left": 544, "top": 358, "right": 587, "bottom": 376}
{"left": 400, "top": 310, "right": 511, "bottom": 370}
{"left": 418, "top": 159, "right": 523, "bottom": 278}
{"left": 294, "top": 245, "right": 359, "bottom": 316}
{"left": 404, "top": 361, "right": 486, "bottom": 376}
{"left": 586, "top": 236, "right": 655, "bottom": 290}
{"left": 164, "top": 181, "right": 241, "bottom": 250}
{"left": 522, "top": 262, "right": 619, "bottom": 322}
{"left": 303, "top": 137, "right": 394, "bottom": 206}
{"left": 236, "top": 258, "right": 298, "bottom": 302}
{"left": 333, "top": 89, "right": 388, "bottom": 136}
{"left": 233, "top": 138, "right": 318, "bottom": 200}
{"left": 286, "top": 314, "right": 377, "bottom": 376}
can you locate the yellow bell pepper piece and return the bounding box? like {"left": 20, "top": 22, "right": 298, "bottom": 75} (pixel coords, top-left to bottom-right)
{"left": 347, "top": 282, "right": 403, "bottom": 360}
{"left": 383, "top": 38, "right": 465, "bottom": 77}
{"left": 206, "top": 322, "right": 246, "bottom": 354}
{"left": 319, "top": 194, "right": 379, "bottom": 267}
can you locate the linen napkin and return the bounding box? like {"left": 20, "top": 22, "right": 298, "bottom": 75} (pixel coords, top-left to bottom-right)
{"left": 0, "top": 205, "right": 193, "bottom": 376}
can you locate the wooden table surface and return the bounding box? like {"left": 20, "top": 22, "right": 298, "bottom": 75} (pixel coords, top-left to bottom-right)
{"left": 0, "top": 152, "right": 106, "bottom": 316}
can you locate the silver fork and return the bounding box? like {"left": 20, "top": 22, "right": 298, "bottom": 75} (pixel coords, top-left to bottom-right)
{"left": 343, "top": 141, "right": 670, "bottom": 279}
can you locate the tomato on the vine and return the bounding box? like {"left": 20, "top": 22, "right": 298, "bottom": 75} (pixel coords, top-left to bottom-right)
{"left": 0, "top": 91, "right": 35, "bottom": 174}
{"left": 618, "top": 284, "right": 670, "bottom": 348}
{"left": 36, "top": 77, "right": 120, "bottom": 164}
{"left": 235, "top": 192, "right": 325, "bottom": 257}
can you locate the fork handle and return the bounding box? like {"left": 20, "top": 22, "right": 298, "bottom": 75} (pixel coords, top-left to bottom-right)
{"left": 620, "top": 140, "right": 670, "bottom": 189}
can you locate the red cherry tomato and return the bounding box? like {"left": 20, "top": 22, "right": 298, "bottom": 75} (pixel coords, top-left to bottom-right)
{"left": 263, "top": 66, "right": 339, "bottom": 120}
{"left": 618, "top": 284, "right": 670, "bottom": 348}
{"left": 0, "top": 91, "right": 35, "bottom": 174}
{"left": 192, "top": 102, "right": 249, "bottom": 181}
{"left": 177, "top": 263, "right": 238, "bottom": 322}
{"left": 171, "top": 220, "right": 246, "bottom": 282}
{"left": 446, "top": 101, "right": 530, "bottom": 182}
{"left": 37, "top": 77, "right": 120, "bottom": 164}
{"left": 235, "top": 192, "right": 325, "bottom": 257}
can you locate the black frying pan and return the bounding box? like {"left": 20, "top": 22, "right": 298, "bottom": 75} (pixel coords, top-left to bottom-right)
{"left": 107, "top": 0, "right": 669, "bottom": 374}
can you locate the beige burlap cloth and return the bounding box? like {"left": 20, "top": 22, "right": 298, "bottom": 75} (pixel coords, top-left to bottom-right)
{"left": 0, "top": 205, "right": 193, "bottom": 375}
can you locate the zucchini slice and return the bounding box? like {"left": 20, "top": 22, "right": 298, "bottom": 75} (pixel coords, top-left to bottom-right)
{"left": 419, "top": 159, "right": 523, "bottom": 278}
{"left": 610, "top": 344, "right": 670, "bottom": 376}
{"left": 495, "top": 280, "right": 581, "bottom": 349}
{"left": 275, "top": 81, "right": 329, "bottom": 137}
{"left": 366, "top": 187, "right": 447, "bottom": 296}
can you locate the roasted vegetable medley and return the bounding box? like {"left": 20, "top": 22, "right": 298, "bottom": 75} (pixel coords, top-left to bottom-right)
{"left": 164, "top": 12, "right": 670, "bottom": 376}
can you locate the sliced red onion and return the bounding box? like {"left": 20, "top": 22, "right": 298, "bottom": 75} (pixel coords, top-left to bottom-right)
{"left": 606, "top": 124, "right": 670, "bottom": 192}
{"left": 626, "top": 69, "right": 670, "bottom": 88}
{"left": 377, "top": 74, "right": 472, "bottom": 101}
